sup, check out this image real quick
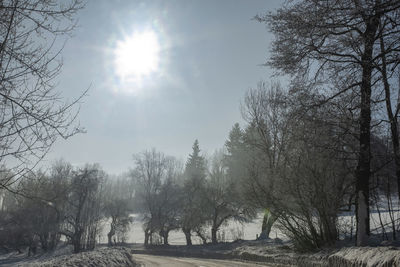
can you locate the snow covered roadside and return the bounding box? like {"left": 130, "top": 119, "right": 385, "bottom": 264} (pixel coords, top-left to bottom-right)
{"left": 13, "top": 247, "right": 138, "bottom": 267}
{"left": 328, "top": 247, "right": 400, "bottom": 266}
{"left": 133, "top": 240, "right": 400, "bottom": 267}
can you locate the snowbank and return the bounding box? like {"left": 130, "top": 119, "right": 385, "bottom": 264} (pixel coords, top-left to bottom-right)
{"left": 328, "top": 247, "right": 400, "bottom": 267}
{"left": 229, "top": 243, "right": 400, "bottom": 266}
{"left": 22, "top": 247, "right": 137, "bottom": 267}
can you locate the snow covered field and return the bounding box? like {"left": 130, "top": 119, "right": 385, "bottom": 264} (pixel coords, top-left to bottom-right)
{"left": 100, "top": 213, "right": 286, "bottom": 245}
{"left": 100, "top": 206, "right": 400, "bottom": 246}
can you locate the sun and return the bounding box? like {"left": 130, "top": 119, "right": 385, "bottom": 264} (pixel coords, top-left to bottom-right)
{"left": 113, "top": 30, "right": 160, "bottom": 82}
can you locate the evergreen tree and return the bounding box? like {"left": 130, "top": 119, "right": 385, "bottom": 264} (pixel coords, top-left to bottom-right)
{"left": 225, "top": 123, "right": 246, "bottom": 185}
{"left": 185, "top": 139, "right": 207, "bottom": 183}
{"left": 180, "top": 140, "right": 208, "bottom": 245}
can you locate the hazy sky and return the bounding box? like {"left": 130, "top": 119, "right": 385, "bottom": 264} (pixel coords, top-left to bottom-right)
{"left": 45, "top": 0, "right": 283, "bottom": 174}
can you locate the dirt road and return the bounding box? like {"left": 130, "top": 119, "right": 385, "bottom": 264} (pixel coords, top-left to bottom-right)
{"left": 132, "top": 254, "right": 274, "bottom": 266}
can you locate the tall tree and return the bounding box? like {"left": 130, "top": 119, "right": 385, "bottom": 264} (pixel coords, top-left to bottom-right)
{"left": 259, "top": 0, "right": 400, "bottom": 246}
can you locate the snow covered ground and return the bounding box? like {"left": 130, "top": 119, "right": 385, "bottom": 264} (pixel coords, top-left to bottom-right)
{"left": 0, "top": 247, "right": 137, "bottom": 267}
{"left": 328, "top": 246, "right": 400, "bottom": 266}
{"left": 101, "top": 213, "right": 284, "bottom": 245}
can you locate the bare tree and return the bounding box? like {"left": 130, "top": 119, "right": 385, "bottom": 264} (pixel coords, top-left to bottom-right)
{"left": 0, "top": 161, "right": 72, "bottom": 253}
{"left": 0, "top": 161, "right": 107, "bottom": 254}
{"left": 241, "top": 82, "right": 290, "bottom": 213}
{"left": 61, "top": 164, "right": 105, "bottom": 253}
{"left": 131, "top": 149, "right": 182, "bottom": 246}
{"left": 0, "top": 0, "right": 85, "bottom": 192}
{"left": 104, "top": 197, "right": 131, "bottom": 246}
{"left": 205, "top": 150, "right": 252, "bottom": 244}
{"left": 240, "top": 82, "right": 354, "bottom": 250}
{"left": 103, "top": 175, "right": 133, "bottom": 246}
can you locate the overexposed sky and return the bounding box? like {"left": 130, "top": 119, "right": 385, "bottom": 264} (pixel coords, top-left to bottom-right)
{"left": 44, "top": 0, "right": 283, "bottom": 174}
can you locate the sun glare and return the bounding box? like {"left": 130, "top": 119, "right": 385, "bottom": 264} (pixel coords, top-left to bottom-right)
{"left": 114, "top": 31, "right": 160, "bottom": 83}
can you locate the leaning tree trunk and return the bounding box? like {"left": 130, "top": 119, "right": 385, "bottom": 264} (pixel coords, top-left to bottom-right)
{"left": 355, "top": 15, "right": 380, "bottom": 246}
{"left": 195, "top": 229, "right": 208, "bottom": 244}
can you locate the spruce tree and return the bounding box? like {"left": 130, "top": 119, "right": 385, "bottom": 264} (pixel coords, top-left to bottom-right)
{"left": 180, "top": 139, "right": 207, "bottom": 245}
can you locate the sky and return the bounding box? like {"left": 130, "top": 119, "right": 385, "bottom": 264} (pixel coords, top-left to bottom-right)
{"left": 44, "top": 0, "right": 284, "bottom": 175}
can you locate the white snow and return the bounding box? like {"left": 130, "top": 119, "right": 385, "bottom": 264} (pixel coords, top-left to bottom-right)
{"left": 21, "top": 247, "right": 137, "bottom": 267}
{"left": 329, "top": 247, "right": 400, "bottom": 267}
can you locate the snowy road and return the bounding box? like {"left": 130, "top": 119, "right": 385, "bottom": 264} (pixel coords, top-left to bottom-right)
{"left": 132, "top": 254, "right": 274, "bottom": 266}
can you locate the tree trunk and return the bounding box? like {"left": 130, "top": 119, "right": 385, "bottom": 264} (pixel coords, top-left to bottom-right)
{"left": 321, "top": 214, "right": 338, "bottom": 244}
{"left": 183, "top": 228, "right": 192, "bottom": 246}
{"left": 162, "top": 230, "right": 169, "bottom": 245}
{"left": 211, "top": 227, "right": 217, "bottom": 244}
{"left": 355, "top": 15, "right": 380, "bottom": 246}
{"left": 73, "top": 236, "right": 81, "bottom": 253}
{"left": 72, "top": 227, "right": 83, "bottom": 253}
{"left": 144, "top": 229, "right": 150, "bottom": 246}
{"left": 107, "top": 225, "right": 115, "bottom": 246}
{"left": 49, "top": 232, "right": 59, "bottom": 250}
{"left": 260, "top": 209, "right": 277, "bottom": 239}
